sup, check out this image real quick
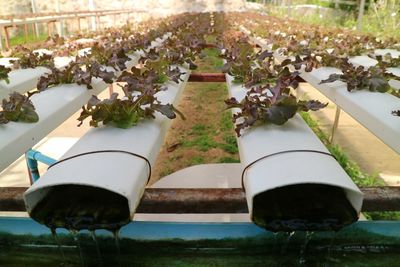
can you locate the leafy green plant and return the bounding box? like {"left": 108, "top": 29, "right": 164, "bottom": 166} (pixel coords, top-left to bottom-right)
{"left": 36, "top": 60, "right": 115, "bottom": 91}
{"left": 371, "top": 53, "right": 400, "bottom": 69}
{"left": 319, "top": 61, "right": 390, "bottom": 93}
{"left": 90, "top": 43, "right": 130, "bottom": 71}
{"left": 0, "top": 92, "right": 39, "bottom": 124}
{"left": 78, "top": 90, "right": 184, "bottom": 129}
{"left": 226, "top": 68, "right": 327, "bottom": 136}
{"left": 11, "top": 46, "right": 54, "bottom": 69}
{"left": 0, "top": 65, "right": 11, "bottom": 84}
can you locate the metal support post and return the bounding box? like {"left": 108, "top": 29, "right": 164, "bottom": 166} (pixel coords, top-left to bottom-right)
{"left": 56, "top": 0, "right": 64, "bottom": 36}
{"left": 3, "top": 26, "right": 11, "bottom": 50}
{"left": 31, "top": 0, "right": 40, "bottom": 37}
{"left": 24, "top": 24, "right": 29, "bottom": 43}
{"left": 108, "top": 84, "right": 114, "bottom": 97}
{"left": 357, "top": 0, "right": 366, "bottom": 31}
{"left": 0, "top": 27, "right": 4, "bottom": 51}
{"left": 329, "top": 106, "right": 341, "bottom": 144}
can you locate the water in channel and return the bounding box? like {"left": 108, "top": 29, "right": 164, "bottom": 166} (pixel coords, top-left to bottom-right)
{"left": 29, "top": 185, "right": 129, "bottom": 266}
{"left": 252, "top": 184, "right": 358, "bottom": 232}
{"left": 30, "top": 185, "right": 131, "bottom": 231}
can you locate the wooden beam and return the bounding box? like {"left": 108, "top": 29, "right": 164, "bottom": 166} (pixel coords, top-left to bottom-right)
{"left": 1, "top": 186, "right": 400, "bottom": 213}
{"left": 3, "top": 26, "right": 11, "bottom": 50}
{"left": 188, "top": 73, "right": 226, "bottom": 82}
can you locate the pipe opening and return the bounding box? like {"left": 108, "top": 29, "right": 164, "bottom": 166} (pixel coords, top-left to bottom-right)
{"left": 29, "top": 184, "right": 130, "bottom": 231}
{"left": 252, "top": 184, "right": 358, "bottom": 232}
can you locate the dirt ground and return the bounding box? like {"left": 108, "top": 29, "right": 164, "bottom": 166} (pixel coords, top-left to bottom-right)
{"left": 150, "top": 47, "right": 240, "bottom": 184}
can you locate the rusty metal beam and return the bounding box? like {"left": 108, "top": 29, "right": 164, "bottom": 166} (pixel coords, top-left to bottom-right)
{"left": 203, "top": 43, "right": 218, "bottom": 48}
{"left": 188, "top": 73, "right": 226, "bottom": 82}
{"left": 1, "top": 187, "right": 400, "bottom": 213}
{"left": 0, "top": 187, "right": 26, "bottom": 211}
{"left": 137, "top": 188, "right": 247, "bottom": 213}
{"left": 359, "top": 187, "right": 400, "bottom": 212}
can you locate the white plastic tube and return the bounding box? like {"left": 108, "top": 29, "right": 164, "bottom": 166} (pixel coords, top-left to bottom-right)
{"left": 24, "top": 66, "right": 190, "bottom": 219}
{"left": 225, "top": 74, "right": 363, "bottom": 223}
{"left": 0, "top": 34, "right": 171, "bottom": 173}
{"left": 0, "top": 33, "right": 171, "bottom": 101}
{"left": 239, "top": 26, "right": 400, "bottom": 154}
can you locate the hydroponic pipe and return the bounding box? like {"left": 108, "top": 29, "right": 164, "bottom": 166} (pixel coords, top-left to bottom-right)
{"left": 225, "top": 73, "right": 363, "bottom": 232}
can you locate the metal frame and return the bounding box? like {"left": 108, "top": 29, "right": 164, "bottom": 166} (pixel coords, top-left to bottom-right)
{"left": 188, "top": 73, "right": 226, "bottom": 82}
{"left": 1, "top": 186, "right": 400, "bottom": 213}
{"left": 329, "top": 105, "right": 342, "bottom": 144}
{"left": 0, "top": 9, "right": 145, "bottom": 50}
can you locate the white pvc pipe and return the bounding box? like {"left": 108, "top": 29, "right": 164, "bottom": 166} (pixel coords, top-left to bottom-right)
{"left": 225, "top": 74, "right": 363, "bottom": 222}
{"left": 0, "top": 33, "right": 171, "bottom": 101}
{"left": 240, "top": 27, "right": 400, "bottom": 154}
{"left": 0, "top": 67, "right": 50, "bottom": 101}
{"left": 0, "top": 77, "right": 109, "bottom": 173}
{"left": 0, "top": 33, "right": 171, "bottom": 173}
{"left": 24, "top": 66, "right": 190, "bottom": 219}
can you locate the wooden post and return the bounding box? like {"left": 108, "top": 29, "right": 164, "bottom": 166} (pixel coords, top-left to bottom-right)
{"left": 96, "top": 15, "right": 100, "bottom": 30}
{"left": 24, "top": 23, "right": 29, "bottom": 43}
{"left": 47, "top": 21, "right": 52, "bottom": 36}
{"left": 0, "top": 28, "right": 3, "bottom": 51}
{"left": 329, "top": 106, "right": 341, "bottom": 144}
{"left": 108, "top": 84, "right": 114, "bottom": 97}
{"left": 31, "top": 0, "right": 40, "bottom": 37}
{"left": 31, "top": 23, "right": 37, "bottom": 39}
{"left": 357, "top": 0, "right": 366, "bottom": 31}
{"left": 47, "top": 20, "right": 56, "bottom": 37}
{"left": 77, "top": 17, "right": 81, "bottom": 33}
{"left": 3, "top": 26, "right": 11, "bottom": 50}
{"left": 56, "top": 0, "right": 64, "bottom": 36}
{"left": 287, "top": 0, "right": 292, "bottom": 16}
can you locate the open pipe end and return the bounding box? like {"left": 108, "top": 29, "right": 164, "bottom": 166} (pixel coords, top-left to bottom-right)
{"left": 252, "top": 184, "right": 358, "bottom": 232}
{"left": 28, "top": 184, "right": 130, "bottom": 231}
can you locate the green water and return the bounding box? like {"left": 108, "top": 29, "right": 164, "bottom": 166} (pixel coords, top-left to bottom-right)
{"left": 253, "top": 184, "right": 358, "bottom": 232}
{"left": 30, "top": 185, "right": 131, "bottom": 231}
{"left": 1, "top": 241, "right": 400, "bottom": 267}
{"left": 1, "top": 227, "right": 400, "bottom": 266}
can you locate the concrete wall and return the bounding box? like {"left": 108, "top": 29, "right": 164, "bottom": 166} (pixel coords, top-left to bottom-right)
{"left": 0, "top": 0, "right": 246, "bottom": 16}
{"left": 0, "top": 0, "right": 31, "bottom": 16}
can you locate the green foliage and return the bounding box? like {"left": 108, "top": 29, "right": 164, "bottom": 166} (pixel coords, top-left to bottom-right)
{"left": 225, "top": 68, "right": 327, "bottom": 136}
{"left": 189, "top": 155, "right": 205, "bottom": 165}
{"left": 0, "top": 65, "right": 11, "bottom": 83}
{"left": 219, "top": 134, "right": 239, "bottom": 154}
{"left": 220, "top": 111, "right": 234, "bottom": 132}
{"left": 78, "top": 91, "right": 183, "bottom": 129}
{"left": 267, "top": 3, "right": 400, "bottom": 39}
{"left": 300, "top": 112, "right": 383, "bottom": 187}
{"left": 36, "top": 60, "right": 115, "bottom": 91}
{"left": 320, "top": 62, "right": 390, "bottom": 93}
{"left": 0, "top": 92, "right": 39, "bottom": 124}
{"left": 183, "top": 135, "right": 219, "bottom": 151}
{"left": 364, "top": 211, "right": 400, "bottom": 220}
{"left": 218, "top": 157, "right": 240, "bottom": 163}
{"left": 9, "top": 31, "right": 47, "bottom": 47}
{"left": 11, "top": 46, "right": 54, "bottom": 69}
